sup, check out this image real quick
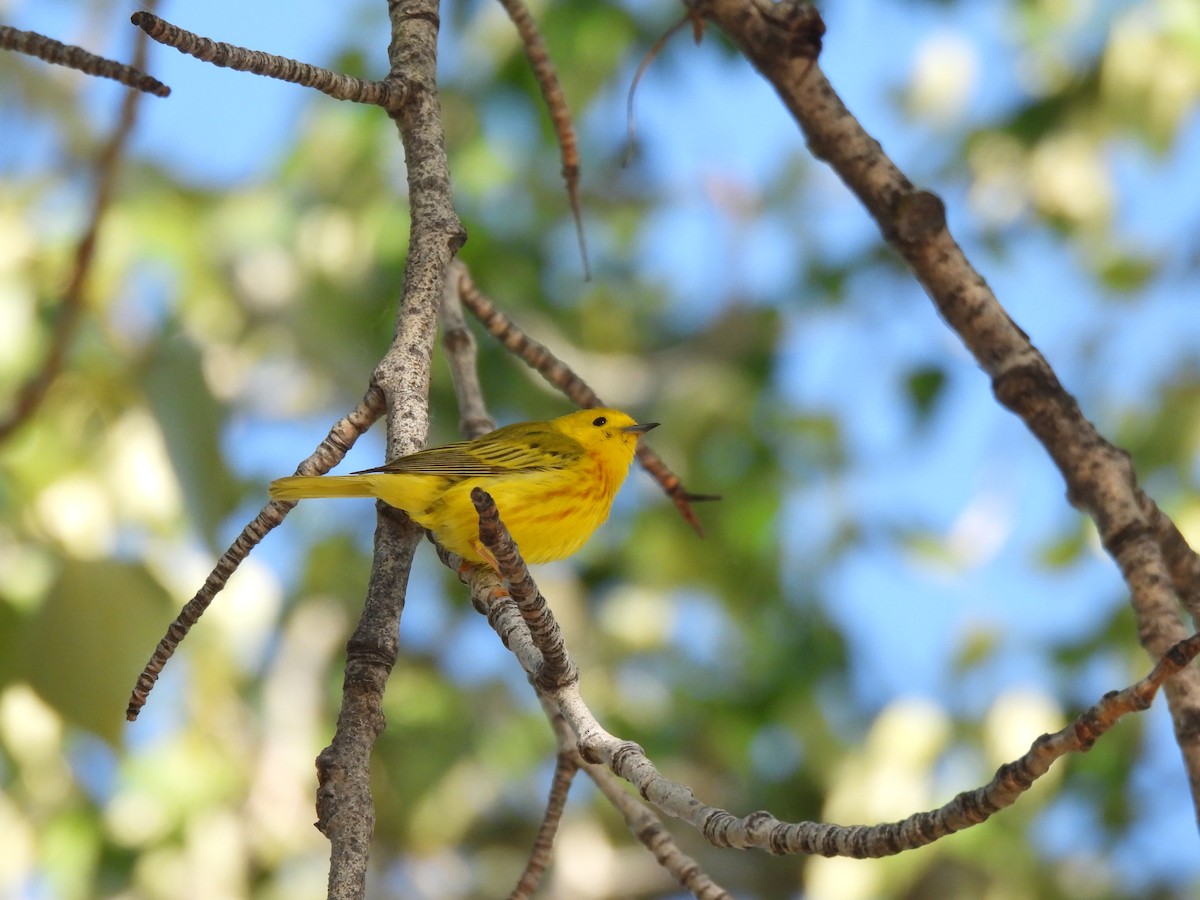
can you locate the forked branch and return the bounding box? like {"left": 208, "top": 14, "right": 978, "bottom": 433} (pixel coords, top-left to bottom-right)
{"left": 449, "top": 495, "right": 1200, "bottom": 860}
{"left": 129, "top": 11, "right": 409, "bottom": 108}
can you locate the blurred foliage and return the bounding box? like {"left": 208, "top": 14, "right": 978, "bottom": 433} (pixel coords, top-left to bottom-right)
{"left": 1, "top": 0, "right": 1199, "bottom": 898}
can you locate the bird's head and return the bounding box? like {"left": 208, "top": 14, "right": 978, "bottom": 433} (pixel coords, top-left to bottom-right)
{"left": 554, "top": 407, "right": 658, "bottom": 462}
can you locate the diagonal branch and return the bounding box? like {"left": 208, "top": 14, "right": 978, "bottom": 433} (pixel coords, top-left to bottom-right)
{"left": 688, "top": 0, "right": 1200, "bottom": 812}
{"left": 454, "top": 263, "right": 720, "bottom": 535}
{"left": 562, "top": 622, "right": 1200, "bottom": 857}
{"left": 581, "top": 755, "right": 733, "bottom": 900}
{"left": 0, "top": 24, "right": 169, "bottom": 96}
{"left": 495, "top": 0, "right": 589, "bottom": 279}
{"left": 126, "top": 387, "right": 384, "bottom": 720}
{"left": 129, "top": 11, "right": 408, "bottom": 108}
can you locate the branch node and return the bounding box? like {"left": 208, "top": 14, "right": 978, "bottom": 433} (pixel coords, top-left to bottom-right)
{"left": 891, "top": 190, "right": 947, "bottom": 247}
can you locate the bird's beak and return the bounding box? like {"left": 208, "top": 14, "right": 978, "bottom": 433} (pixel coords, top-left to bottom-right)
{"left": 622, "top": 422, "right": 659, "bottom": 436}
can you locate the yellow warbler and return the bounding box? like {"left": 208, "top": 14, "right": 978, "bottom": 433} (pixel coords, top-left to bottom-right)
{"left": 269, "top": 408, "right": 658, "bottom": 566}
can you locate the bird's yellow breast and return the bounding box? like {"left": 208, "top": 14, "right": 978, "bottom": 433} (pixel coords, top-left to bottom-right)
{"left": 399, "top": 453, "right": 618, "bottom": 565}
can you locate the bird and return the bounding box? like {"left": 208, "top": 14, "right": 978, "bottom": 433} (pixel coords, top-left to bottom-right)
{"left": 269, "top": 408, "right": 658, "bottom": 567}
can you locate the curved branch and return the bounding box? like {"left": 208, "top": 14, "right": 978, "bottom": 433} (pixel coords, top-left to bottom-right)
{"left": 444, "top": 501, "right": 1200, "bottom": 861}
{"left": 566, "top": 630, "right": 1200, "bottom": 857}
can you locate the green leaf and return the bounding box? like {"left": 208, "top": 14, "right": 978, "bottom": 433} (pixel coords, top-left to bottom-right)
{"left": 18, "top": 559, "right": 173, "bottom": 744}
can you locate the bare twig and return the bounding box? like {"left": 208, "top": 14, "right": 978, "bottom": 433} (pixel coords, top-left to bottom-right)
{"left": 510, "top": 717, "right": 579, "bottom": 900}
{"left": 454, "top": 263, "right": 719, "bottom": 535}
{"left": 0, "top": 11, "right": 159, "bottom": 442}
{"left": 623, "top": 14, "right": 692, "bottom": 166}
{"left": 440, "top": 260, "right": 496, "bottom": 440}
{"left": 129, "top": 11, "right": 408, "bottom": 108}
{"left": 317, "top": 1, "right": 466, "bottom": 895}
{"left": 582, "top": 758, "right": 733, "bottom": 900}
{"left": 126, "top": 388, "right": 384, "bottom": 720}
{"left": 0, "top": 24, "right": 169, "bottom": 96}
{"left": 495, "top": 0, "right": 589, "bottom": 280}
{"left": 689, "top": 0, "right": 1200, "bottom": 810}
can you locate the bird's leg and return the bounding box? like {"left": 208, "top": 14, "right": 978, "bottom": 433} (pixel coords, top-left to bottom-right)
{"left": 471, "top": 539, "right": 503, "bottom": 577}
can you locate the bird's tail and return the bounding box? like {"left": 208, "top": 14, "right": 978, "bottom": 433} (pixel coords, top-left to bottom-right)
{"left": 269, "top": 474, "right": 379, "bottom": 502}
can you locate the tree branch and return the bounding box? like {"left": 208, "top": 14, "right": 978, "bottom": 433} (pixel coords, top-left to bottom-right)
{"left": 129, "top": 11, "right": 408, "bottom": 108}
{"left": 0, "top": 24, "right": 169, "bottom": 96}
{"left": 440, "top": 260, "right": 496, "bottom": 439}
{"left": 471, "top": 489, "right": 578, "bottom": 691}
{"left": 509, "top": 711, "right": 579, "bottom": 899}
{"left": 689, "top": 0, "right": 1200, "bottom": 813}
{"left": 582, "top": 755, "right": 733, "bottom": 900}
{"left": 565, "top": 626, "right": 1200, "bottom": 857}
{"left": 318, "top": 1, "right": 466, "bottom": 895}
{"left": 495, "top": 0, "right": 589, "bottom": 279}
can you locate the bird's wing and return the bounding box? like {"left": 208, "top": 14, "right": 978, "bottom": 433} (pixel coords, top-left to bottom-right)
{"left": 352, "top": 421, "right": 580, "bottom": 477}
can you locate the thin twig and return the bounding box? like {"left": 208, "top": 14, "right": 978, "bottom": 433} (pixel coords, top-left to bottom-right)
{"left": 623, "top": 14, "right": 692, "bottom": 167}
{"left": 495, "top": 0, "right": 590, "bottom": 280}
{"left": 582, "top": 756, "right": 733, "bottom": 899}
{"left": 510, "top": 717, "right": 579, "bottom": 900}
{"left": 440, "top": 260, "right": 496, "bottom": 440}
{"left": 0, "top": 24, "right": 169, "bottom": 96}
{"left": 455, "top": 263, "right": 719, "bottom": 535}
{"left": 126, "top": 387, "right": 384, "bottom": 720}
{"left": 129, "top": 11, "right": 408, "bottom": 108}
{"left": 0, "top": 12, "right": 159, "bottom": 442}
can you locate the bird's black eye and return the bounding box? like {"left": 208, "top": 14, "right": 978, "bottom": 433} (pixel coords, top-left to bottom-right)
{"left": 592, "top": 416, "right": 607, "bottom": 427}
